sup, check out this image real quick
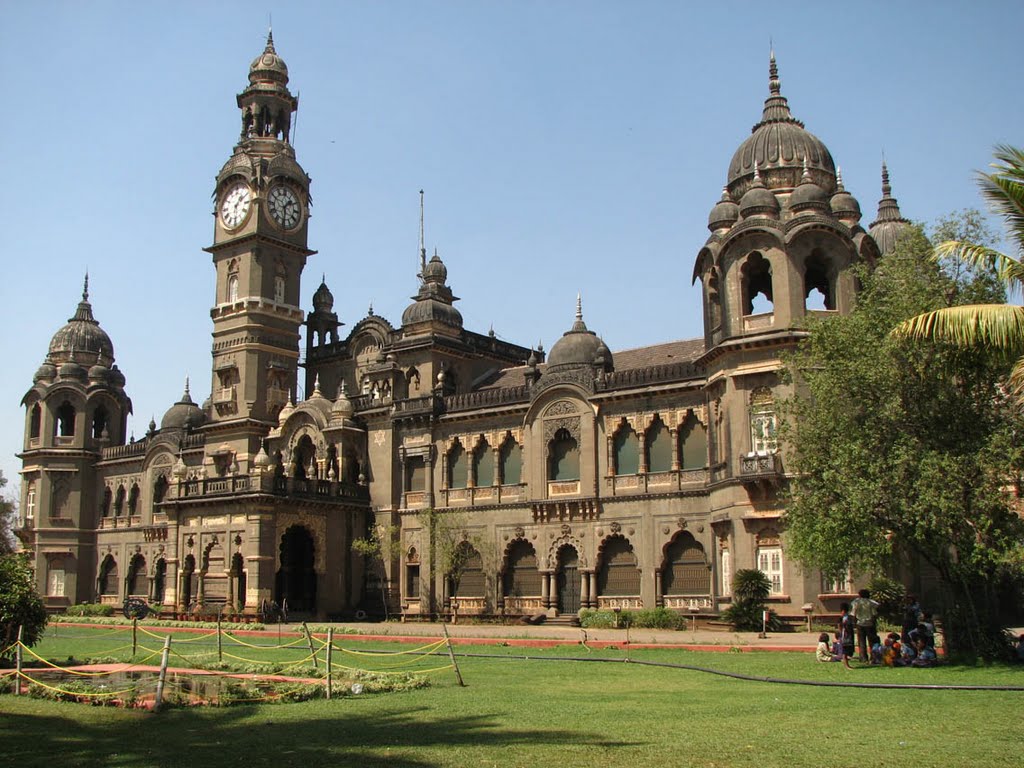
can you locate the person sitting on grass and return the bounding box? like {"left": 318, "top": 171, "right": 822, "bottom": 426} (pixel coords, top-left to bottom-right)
{"left": 883, "top": 632, "right": 903, "bottom": 666}
{"left": 831, "top": 632, "right": 843, "bottom": 658}
{"left": 870, "top": 634, "right": 884, "bottom": 665}
{"left": 816, "top": 632, "right": 840, "bottom": 662}
{"left": 912, "top": 636, "right": 937, "bottom": 667}
{"left": 901, "top": 636, "right": 918, "bottom": 665}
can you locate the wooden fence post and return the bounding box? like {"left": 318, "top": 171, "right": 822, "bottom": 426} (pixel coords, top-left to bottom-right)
{"left": 14, "top": 626, "right": 23, "bottom": 696}
{"left": 302, "top": 622, "right": 318, "bottom": 670}
{"left": 442, "top": 623, "right": 465, "bottom": 687}
{"left": 325, "top": 627, "right": 334, "bottom": 700}
{"left": 153, "top": 635, "right": 172, "bottom": 712}
{"left": 132, "top": 618, "right": 138, "bottom": 656}
{"left": 217, "top": 615, "right": 223, "bottom": 662}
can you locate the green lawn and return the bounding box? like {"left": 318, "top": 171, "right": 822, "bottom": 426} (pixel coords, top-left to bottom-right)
{"left": 1, "top": 625, "right": 1021, "bottom": 767}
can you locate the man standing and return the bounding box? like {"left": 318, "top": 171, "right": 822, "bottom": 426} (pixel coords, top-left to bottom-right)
{"left": 850, "top": 588, "right": 879, "bottom": 662}
{"left": 837, "top": 601, "right": 856, "bottom": 668}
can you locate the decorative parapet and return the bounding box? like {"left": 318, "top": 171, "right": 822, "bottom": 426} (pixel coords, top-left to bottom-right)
{"left": 445, "top": 385, "right": 530, "bottom": 413}
{"left": 173, "top": 473, "right": 369, "bottom": 504}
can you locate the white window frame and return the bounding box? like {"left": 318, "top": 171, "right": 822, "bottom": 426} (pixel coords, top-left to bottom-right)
{"left": 47, "top": 564, "right": 66, "bottom": 597}
{"left": 757, "top": 546, "right": 784, "bottom": 595}
{"left": 720, "top": 548, "right": 731, "bottom": 596}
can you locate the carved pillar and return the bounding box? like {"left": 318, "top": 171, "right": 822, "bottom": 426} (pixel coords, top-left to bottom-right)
{"left": 196, "top": 572, "right": 206, "bottom": 609}
{"left": 589, "top": 571, "right": 598, "bottom": 608}
{"left": 399, "top": 451, "right": 408, "bottom": 508}
{"left": 492, "top": 446, "right": 501, "bottom": 486}
{"left": 425, "top": 449, "right": 436, "bottom": 508}
{"left": 541, "top": 571, "right": 551, "bottom": 608}
{"left": 606, "top": 431, "right": 615, "bottom": 477}
{"left": 638, "top": 433, "right": 648, "bottom": 475}
{"left": 655, "top": 569, "right": 663, "bottom": 608}
{"left": 581, "top": 570, "right": 591, "bottom": 606}
{"left": 670, "top": 428, "right": 680, "bottom": 471}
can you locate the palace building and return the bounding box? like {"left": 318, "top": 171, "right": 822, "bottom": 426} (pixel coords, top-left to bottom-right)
{"left": 17, "top": 35, "right": 913, "bottom": 620}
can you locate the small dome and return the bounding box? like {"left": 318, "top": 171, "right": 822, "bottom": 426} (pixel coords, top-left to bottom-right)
{"left": 422, "top": 253, "right": 448, "bottom": 284}
{"left": 58, "top": 360, "right": 87, "bottom": 380}
{"left": 312, "top": 279, "right": 334, "bottom": 312}
{"left": 253, "top": 441, "right": 272, "bottom": 469}
{"left": 739, "top": 165, "right": 780, "bottom": 218}
{"left": 401, "top": 299, "right": 463, "bottom": 328}
{"left": 402, "top": 249, "right": 463, "bottom": 329}
{"left": 868, "top": 162, "right": 914, "bottom": 256}
{"left": 707, "top": 187, "right": 739, "bottom": 231}
{"left": 161, "top": 380, "right": 206, "bottom": 431}
{"left": 34, "top": 362, "right": 56, "bottom": 383}
{"left": 331, "top": 381, "right": 355, "bottom": 421}
{"left": 545, "top": 296, "right": 614, "bottom": 372}
{"left": 789, "top": 159, "right": 829, "bottom": 213}
{"left": 830, "top": 168, "right": 861, "bottom": 222}
{"left": 278, "top": 393, "right": 295, "bottom": 425}
{"left": 249, "top": 31, "right": 289, "bottom": 85}
{"left": 109, "top": 365, "right": 126, "bottom": 389}
{"left": 88, "top": 364, "right": 111, "bottom": 383}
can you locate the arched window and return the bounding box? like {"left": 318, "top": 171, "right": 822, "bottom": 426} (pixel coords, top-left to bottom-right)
{"left": 500, "top": 439, "right": 522, "bottom": 485}
{"left": 153, "top": 475, "right": 169, "bottom": 505}
{"left": 706, "top": 270, "right": 722, "bottom": 330}
{"left": 99, "top": 555, "right": 118, "bottom": 596}
{"left": 227, "top": 273, "right": 240, "bottom": 303}
{"left": 451, "top": 542, "right": 484, "bottom": 598}
{"left": 549, "top": 428, "right": 579, "bottom": 481}
{"left": 231, "top": 552, "right": 246, "bottom": 608}
{"left": 406, "top": 455, "right": 425, "bottom": 492}
{"left": 750, "top": 388, "right": 777, "bottom": 454}
{"left": 274, "top": 265, "right": 287, "bottom": 304}
{"left": 153, "top": 558, "right": 167, "bottom": 603}
{"left": 614, "top": 423, "right": 640, "bottom": 476}
{"left": 597, "top": 537, "right": 640, "bottom": 596}
{"left": 662, "top": 533, "right": 710, "bottom": 595}
{"left": 29, "top": 404, "right": 41, "bottom": 440}
{"left": 293, "top": 435, "right": 317, "bottom": 480}
{"left": 448, "top": 441, "right": 468, "bottom": 489}
{"left": 113, "top": 485, "right": 126, "bottom": 517}
{"left": 127, "top": 483, "right": 140, "bottom": 516}
{"left": 101, "top": 487, "right": 112, "bottom": 518}
{"left": 92, "top": 405, "right": 108, "bottom": 440}
{"left": 804, "top": 249, "right": 834, "bottom": 311}
{"left": 503, "top": 540, "right": 541, "bottom": 597}
{"left": 741, "top": 252, "right": 774, "bottom": 315}
{"left": 406, "top": 547, "right": 420, "bottom": 599}
{"left": 47, "top": 557, "right": 66, "bottom": 597}
{"left": 680, "top": 414, "right": 708, "bottom": 469}
{"left": 473, "top": 439, "right": 494, "bottom": 488}
{"left": 56, "top": 401, "right": 76, "bottom": 437}
{"left": 647, "top": 418, "right": 672, "bottom": 473}
{"left": 127, "top": 554, "right": 147, "bottom": 596}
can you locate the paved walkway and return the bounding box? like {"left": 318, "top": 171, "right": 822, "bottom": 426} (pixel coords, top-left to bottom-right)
{"left": 274, "top": 620, "right": 824, "bottom": 652}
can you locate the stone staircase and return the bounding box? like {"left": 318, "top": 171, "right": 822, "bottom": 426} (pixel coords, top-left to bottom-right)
{"left": 544, "top": 614, "right": 581, "bottom": 628}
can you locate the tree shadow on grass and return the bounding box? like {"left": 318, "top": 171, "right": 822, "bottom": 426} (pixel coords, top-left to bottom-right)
{"left": 0, "top": 701, "right": 638, "bottom": 767}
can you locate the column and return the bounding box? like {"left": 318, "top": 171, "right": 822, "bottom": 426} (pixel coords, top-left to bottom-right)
{"left": 589, "top": 571, "right": 598, "bottom": 609}
{"left": 638, "top": 433, "right": 648, "bottom": 474}
{"left": 654, "top": 569, "right": 663, "bottom": 608}
{"left": 541, "top": 571, "right": 550, "bottom": 608}
{"left": 581, "top": 570, "right": 590, "bottom": 606}
{"left": 425, "top": 450, "right": 436, "bottom": 508}
{"left": 670, "top": 428, "right": 680, "bottom": 471}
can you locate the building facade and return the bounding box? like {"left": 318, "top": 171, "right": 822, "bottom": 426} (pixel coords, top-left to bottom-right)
{"left": 17, "top": 38, "right": 913, "bottom": 620}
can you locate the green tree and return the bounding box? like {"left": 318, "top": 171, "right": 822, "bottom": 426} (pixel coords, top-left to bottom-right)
{"left": 0, "top": 471, "right": 17, "bottom": 556}
{"left": 1, "top": 552, "right": 47, "bottom": 659}
{"left": 720, "top": 569, "right": 782, "bottom": 632}
{"left": 781, "top": 226, "right": 1024, "bottom": 660}
{"left": 351, "top": 519, "right": 401, "bottom": 620}
{"left": 416, "top": 508, "right": 486, "bottom": 615}
{"left": 896, "top": 145, "right": 1024, "bottom": 401}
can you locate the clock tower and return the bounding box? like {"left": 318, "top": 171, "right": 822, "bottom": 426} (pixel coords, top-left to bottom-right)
{"left": 204, "top": 32, "right": 313, "bottom": 467}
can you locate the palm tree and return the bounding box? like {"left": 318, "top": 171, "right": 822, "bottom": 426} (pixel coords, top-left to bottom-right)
{"left": 895, "top": 145, "right": 1024, "bottom": 398}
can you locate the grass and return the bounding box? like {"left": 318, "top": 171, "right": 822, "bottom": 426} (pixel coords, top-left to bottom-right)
{"left": 1, "top": 626, "right": 1021, "bottom": 767}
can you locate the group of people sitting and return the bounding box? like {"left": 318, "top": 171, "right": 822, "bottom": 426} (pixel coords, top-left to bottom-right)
{"left": 815, "top": 589, "right": 938, "bottom": 667}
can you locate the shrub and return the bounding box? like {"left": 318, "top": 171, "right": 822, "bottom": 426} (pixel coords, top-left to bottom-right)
{"left": 65, "top": 603, "right": 115, "bottom": 617}
{"left": 629, "top": 608, "right": 687, "bottom": 630}
{"left": 579, "top": 609, "right": 619, "bottom": 629}
{"left": 720, "top": 568, "right": 784, "bottom": 632}
{"left": 867, "top": 575, "right": 906, "bottom": 624}
{"left": 1, "top": 552, "right": 48, "bottom": 659}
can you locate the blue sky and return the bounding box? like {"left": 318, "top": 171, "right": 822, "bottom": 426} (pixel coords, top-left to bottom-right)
{"left": 2, "top": 0, "right": 1021, "bottom": 493}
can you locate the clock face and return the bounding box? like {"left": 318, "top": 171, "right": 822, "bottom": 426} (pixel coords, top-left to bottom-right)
{"left": 268, "top": 184, "right": 302, "bottom": 229}
{"left": 220, "top": 183, "right": 252, "bottom": 229}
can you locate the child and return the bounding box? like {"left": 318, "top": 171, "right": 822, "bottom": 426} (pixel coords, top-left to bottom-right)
{"left": 831, "top": 632, "right": 843, "bottom": 658}
{"left": 816, "top": 632, "right": 839, "bottom": 662}
{"left": 912, "top": 636, "right": 937, "bottom": 667}
{"left": 883, "top": 632, "right": 902, "bottom": 666}
{"left": 870, "top": 634, "right": 884, "bottom": 665}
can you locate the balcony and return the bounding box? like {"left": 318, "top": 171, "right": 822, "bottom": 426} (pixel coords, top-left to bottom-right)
{"left": 739, "top": 452, "right": 784, "bottom": 491}
{"left": 175, "top": 473, "right": 369, "bottom": 505}
{"left": 213, "top": 387, "right": 237, "bottom": 405}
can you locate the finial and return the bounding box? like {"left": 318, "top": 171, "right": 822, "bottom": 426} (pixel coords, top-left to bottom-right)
{"left": 752, "top": 161, "right": 764, "bottom": 186}
{"left": 322, "top": 272, "right": 325, "bottom": 284}
{"left": 339, "top": 379, "right": 348, "bottom": 396}
{"left": 881, "top": 160, "right": 892, "bottom": 198}
{"left": 836, "top": 166, "right": 845, "bottom": 192}
{"left": 184, "top": 376, "right": 190, "bottom": 398}
{"left": 266, "top": 26, "right": 275, "bottom": 52}
{"left": 537, "top": 339, "right": 544, "bottom": 353}
{"left": 419, "top": 189, "right": 426, "bottom": 278}
{"left": 83, "top": 272, "right": 90, "bottom": 302}
{"left": 576, "top": 292, "right": 583, "bottom": 321}
{"left": 488, "top": 322, "right": 495, "bottom": 337}
{"left": 368, "top": 301, "right": 374, "bottom": 316}
{"left": 768, "top": 47, "right": 780, "bottom": 95}
{"left": 800, "top": 155, "right": 812, "bottom": 184}
{"left": 313, "top": 373, "right": 321, "bottom": 396}
{"left": 720, "top": 185, "right": 731, "bottom": 202}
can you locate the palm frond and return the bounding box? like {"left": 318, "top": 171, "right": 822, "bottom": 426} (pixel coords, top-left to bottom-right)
{"left": 980, "top": 144, "right": 1024, "bottom": 254}
{"left": 933, "top": 241, "right": 1024, "bottom": 287}
{"left": 1009, "top": 356, "right": 1024, "bottom": 404}
{"left": 893, "top": 304, "right": 1024, "bottom": 354}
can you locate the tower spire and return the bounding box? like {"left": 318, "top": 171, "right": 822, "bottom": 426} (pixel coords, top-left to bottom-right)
{"left": 419, "top": 189, "right": 427, "bottom": 280}
{"left": 83, "top": 272, "right": 89, "bottom": 302}
{"left": 756, "top": 49, "right": 800, "bottom": 127}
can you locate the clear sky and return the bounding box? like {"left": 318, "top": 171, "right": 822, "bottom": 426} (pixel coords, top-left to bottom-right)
{"left": 2, "top": 0, "right": 1021, "bottom": 495}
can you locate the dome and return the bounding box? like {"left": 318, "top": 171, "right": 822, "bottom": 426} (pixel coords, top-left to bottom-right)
{"left": 868, "top": 162, "right": 914, "bottom": 255}
{"left": 34, "top": 362, "right": 56, "bottom": 383}
{"left": 727, "top": 53, "right": 835, "bottom": 199}
{"left": 788, "top": 159, "right": 829, "bottom": 213}
{"left": 707, "top": 187, "right": 739, "bottom": 231}
{"left": 546, "top": 296, "right": 614, "bottom": 372}
{"left": 48, "top": 277, "right": 114, "bottom": 364}
{"left": 278, "top": 392, "right": 295, "bottom": 425}
{"left": 401, "top": 299, "right": 463, "bottom": 328}
{"left": 58, "top": 360, "right": 86, "bottom": 381}
{"left": 160, "top": 380, "right": 206, "bottom": 431}
{"left": 109, "top": 365, "right": 126, "bottom": 389}
{"left": 88, "top": 363, "right": 111, "bottom": 383}
{"left": 249, "top": 30, "right": 289, "bottom": 85}
{"left": 830, "top": 168, "right": 862, "bottom": 222}
{"left": 402, "top": 249, "right": 463, "bottom": 330}
{"left": 422, "top": 253, "right": 448, "bottom": 284}
{"left": 739, "top": 164, "right": 780, "bottom": 218}
{"left": 330, "top": 381, "right": 355, "bottom": 421}
{"left": 312, "top": 279, "right": 334, "bottom": 312}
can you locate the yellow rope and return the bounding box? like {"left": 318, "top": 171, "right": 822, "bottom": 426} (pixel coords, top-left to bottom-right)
{"left": 223, "top": 633, "right": 307, "bottom": 649}
{"left": 17, "top": 671, "right": 138, "bottom": 698}
{"left": 15, "top": 643, "right": 167, "bottom": 677}
{"left": 328, "top": 660, "right": 452, "bottom": 676}
{"left": 335, "top": 638, "right": 446, "bottom": 657}
{"left": 139, "top": 627, "right": 219, "bottom": 643}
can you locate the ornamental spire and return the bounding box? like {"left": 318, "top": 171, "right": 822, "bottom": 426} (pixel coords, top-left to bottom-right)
{"left": 873, "top": 160, "right": 908, "bottom": 224}
{"left": 756, "top": 49, "right": 802, "bottom": 129}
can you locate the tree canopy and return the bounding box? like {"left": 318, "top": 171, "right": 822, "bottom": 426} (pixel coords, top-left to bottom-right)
{"left": 781, "top": 221, "right": 1024, "bottom": 659}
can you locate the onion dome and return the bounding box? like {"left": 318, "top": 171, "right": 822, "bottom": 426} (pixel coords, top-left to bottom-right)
{"left": 34, "top": 361, "right": 57, "bottom": 383}
{"left": 249, "top": 30, "right": 289, "bottom": 85}
{"left": 253, "top": 440, "right": 272, "bottom": 470}
{"left": 312, "top": 277, "right": 334, "bottom": 312}
{"left": 58, "top": 358, "right": 87, "bottom": 381}
{"left": 830, "top": 167, "right": 862, "bottom": 223}
{"left": 707, "top": 187, "right": 740, "bottom": 231}
{"left": 109, "top": 365, "right": 126, "bottom": 389}
{"left": 88, "top": 363, "right": 111, "bottom": 384}
{"left": 727, "top": 52, "right": 835, "bottom": 199}
{"left": 789, "top": 157, "right": 829, "bottom": 213}
{"left": 302, "top": 374, "right": 333, "bottom": 418}
{"left": 160, "top": 379, "right": 206, "bottom": 431}
{"left": 47, "top": 275, "right": 115, "bottom": 364}
{"left": 330, "top": 380, "right": 355, "bottom": 422}
{"left": 869, "top": 162, "right": 914, "bottom": 255}
{"left": 401, "top": 249, "right": 464, "bottom": 329}
{"left": 278, "top": 390, "right": 295, "bottom": 425}
{"left": 739, "top": 163, "right": 781, "bottom": 219}
{"left": 546, "top": 295, "right": 614, "bottom": 373}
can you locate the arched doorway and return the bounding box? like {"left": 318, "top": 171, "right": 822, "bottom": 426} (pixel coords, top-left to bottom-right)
{"left": 153, "top": 558, "right": 167, "bottom": 603}
{"left": 181, "top": 554, "right": 196, "bottom": 609}
{"left": 126, "top": 554, "right": 147, "bottom": 596}
{"left": 556, "top": 546, "right": 580, "bottom": 614}
{"left": 231, "top": 552, "right": 246, "bottom": 609}
{"left": 276, "top": 525, "right": 317, "bottom": 613}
